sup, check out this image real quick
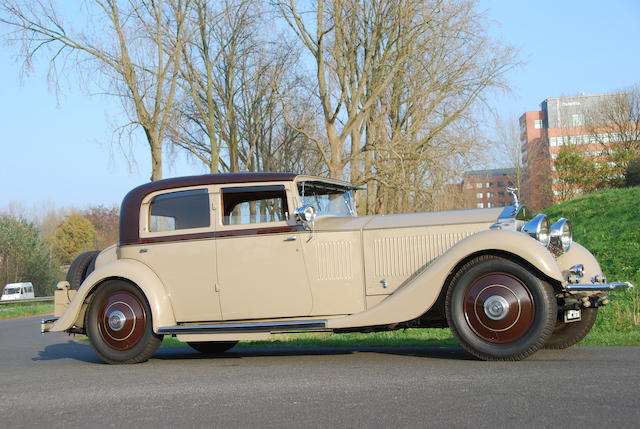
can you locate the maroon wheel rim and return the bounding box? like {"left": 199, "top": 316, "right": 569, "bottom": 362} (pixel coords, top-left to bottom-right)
{"left": 97, "top": 291, "right": 147, "bottom": 351}
{"left": 463, "top": 272, "right": 535, "bottom": 344}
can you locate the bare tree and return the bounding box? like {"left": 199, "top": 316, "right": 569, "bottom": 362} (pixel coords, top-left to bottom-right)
{"left": 585, "top": 86, "right": 640, "bottom": 184}
{"left": 493, "top": 114, "right": 525, "bottom": 192}
{"left": 171, "top": 0, "right": 249, "bottom": 173}
{"left": 0, "top": 0, "right": 190, "bottom": 181}
{"left": 360, "top": 0, "right": 514, "bottom": 214}
{"left": 277, "top": 0, "right": 516, "bottom": 214}
{"left": 236, "top": 47, "right": 324, "bottom": 175}
{"left": 277, "top": 0, "right": 433, "bottom": 180}
{"left": 170, "top": 0, "right": 321, "bottom": 175}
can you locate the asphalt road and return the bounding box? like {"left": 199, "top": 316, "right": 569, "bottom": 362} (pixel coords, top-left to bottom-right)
{"left": 1, "top": 315, "right": 639, "bottom": 428}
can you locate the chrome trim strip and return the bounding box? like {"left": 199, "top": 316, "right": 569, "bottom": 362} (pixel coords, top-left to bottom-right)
{"left": 565, "top": 282, "right": 634, "bottom": 292}
{"left": 157, "top": 319, "right": 329, "bottom": 335}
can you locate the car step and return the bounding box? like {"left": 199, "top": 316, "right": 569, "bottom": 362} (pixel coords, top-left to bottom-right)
{"left": 157, "top": 319, "right": 329, "bottom": 335}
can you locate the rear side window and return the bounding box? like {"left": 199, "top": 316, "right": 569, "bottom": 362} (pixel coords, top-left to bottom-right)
{"left": 149, "top": 189, "right": 210, "bottom": 232}
{"left": 222, "top": 185, "right": 288, "bottom": 225}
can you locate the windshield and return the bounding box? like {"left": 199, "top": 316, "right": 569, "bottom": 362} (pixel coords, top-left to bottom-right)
{"left": 297, "top": 181, "right": 356, "bottom": 217}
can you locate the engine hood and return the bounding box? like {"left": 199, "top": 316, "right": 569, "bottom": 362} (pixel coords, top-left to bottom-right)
{"left": 314, "top": 207, "right": 503, "bottom": 232}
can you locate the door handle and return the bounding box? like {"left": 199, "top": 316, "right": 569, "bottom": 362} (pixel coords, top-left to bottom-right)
{"left": 283, "top": 236, "right": 297, "bottom": 242}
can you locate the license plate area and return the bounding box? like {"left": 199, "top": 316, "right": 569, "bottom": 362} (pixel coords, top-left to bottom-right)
{"left": 564, "top": 309, "right": 581, "bottom": 323}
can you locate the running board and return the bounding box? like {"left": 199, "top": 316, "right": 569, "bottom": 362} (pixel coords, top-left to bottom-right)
{"left": 157, "top": 319, "right": 329, "bottom": 335}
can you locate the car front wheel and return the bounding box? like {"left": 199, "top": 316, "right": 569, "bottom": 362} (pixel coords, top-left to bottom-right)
{"left": 544, "top": 307, "right": 598, "bottom": 349}
{"left": 445, "top": 255, "right": 557, "bottom": 361}
{"left": 85, "top": 280, "right": 163, "bottom": 364}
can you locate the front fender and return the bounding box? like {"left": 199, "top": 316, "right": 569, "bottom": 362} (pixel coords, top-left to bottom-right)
{"left": 555, "top": 241, "right": 602, "bottom": 284}
{"left": 51, "top": 258, "right": 176, "bottom": 333}
{"left": 327, "top": 230, "right": 563, "bottom": 329}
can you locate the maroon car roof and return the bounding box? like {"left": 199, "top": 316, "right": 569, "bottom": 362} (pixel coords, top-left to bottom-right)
{"left": 119, "top": 172, "right": 299, "bottom": 245}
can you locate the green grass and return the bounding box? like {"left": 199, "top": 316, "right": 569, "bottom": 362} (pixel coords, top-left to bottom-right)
{"left": 0, "top": 301, "right": 54, "bottom": 320}
{"left": 544, "top": 186, "right": 640, "bottom": 335}
{"left": 161, "top": 329, "right": 460, "bottom": 349}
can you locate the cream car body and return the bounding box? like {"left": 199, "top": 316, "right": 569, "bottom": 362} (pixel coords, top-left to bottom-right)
{"left": 42, "top": 173, "right": 632, "bottom": 363}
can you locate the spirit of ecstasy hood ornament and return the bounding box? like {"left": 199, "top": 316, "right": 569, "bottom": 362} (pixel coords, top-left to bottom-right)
{"left": 506, "top": 186, "right": 519, "bottom": 210}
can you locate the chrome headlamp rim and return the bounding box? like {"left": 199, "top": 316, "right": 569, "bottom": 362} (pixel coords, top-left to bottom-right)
{"left": 294, "top": 204, "right": 316, "bottom": 223}
{"left": 522, "top": 213, "right": 551, "bottom": 247}
{"left": 550, "top": 217, "right": 572, "bottom": 254}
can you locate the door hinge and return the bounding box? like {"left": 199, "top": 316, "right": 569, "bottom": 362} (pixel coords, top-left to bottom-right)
{"left": 214, "top": 282, "right": 220, "bottom": 292}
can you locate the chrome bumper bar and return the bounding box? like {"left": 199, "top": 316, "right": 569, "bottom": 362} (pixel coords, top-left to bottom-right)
{"left": 564, "top": 282, "right": 634, "bottom": 292}
{"left": 41, "top": 317, "right": 58, "bottom": 334}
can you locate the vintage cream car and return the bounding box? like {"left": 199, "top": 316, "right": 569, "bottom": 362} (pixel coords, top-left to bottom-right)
{"left": 42, "top": 173, "right": 632, "bottom": 364}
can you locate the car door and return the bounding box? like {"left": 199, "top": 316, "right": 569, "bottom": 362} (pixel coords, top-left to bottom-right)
{"left": 214, "top": 183, "right": 312, "bottom": 320}
{"left": 129, "top": 186, "right": 223, "bottom": 322}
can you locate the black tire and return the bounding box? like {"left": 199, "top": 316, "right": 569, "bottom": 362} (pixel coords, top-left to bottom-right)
{"left": 544, "top": 308, "right": 598, "bottom": 349}
{"left": 187, "top": 341, "right": 238, "bottom": 354}
{"left": 85, "top": 280, "right": 163, "bottom": 364}
{"left": 66, "top": 250, "right": 100, "bottom": 290}
{"left": 445, "top": 255, "right": 557, "bottom": 361}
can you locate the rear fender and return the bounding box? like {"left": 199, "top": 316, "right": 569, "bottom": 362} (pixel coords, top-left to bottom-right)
{"left": 327, "top": 230, "right": 563, "bottom": 329}
{"left": 51, "top": 258, "right": 176, "bottom": 333}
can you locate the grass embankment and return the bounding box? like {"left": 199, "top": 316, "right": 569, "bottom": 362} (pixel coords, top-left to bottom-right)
{"left": 544, "top": 186, "right": 640, "bottom": 343}
{"left": 0, "top": 301, "right": 54, "bottom": 320}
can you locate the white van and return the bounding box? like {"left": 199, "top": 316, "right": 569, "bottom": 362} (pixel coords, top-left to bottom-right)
{"left": 1, "top": 282, "right": 35, "bottom": 301}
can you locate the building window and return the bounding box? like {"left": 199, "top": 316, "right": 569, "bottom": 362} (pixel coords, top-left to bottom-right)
{"left": 487, "top": 202, "right": 494, "bottom": 208}
{"left": 486, "top": 182, "right": 492, "bottom": 188}
{"left": 497, "top": 181, "right": 504, "bottom": 187}
{"left": 572, "top": 114, "right": 585, "bottom": 127}
{"left": 477, "top": 203, "right": 484, "bottom": 208}
{"left": 476, "top": 193, "right": 483, "bottom": 199}
{"left": 476, "top": 183, "right": 482, "bottom": 189}
{"left": 486, "top": 192, "right": 493, "bottom": 198}
{"left": 498, "top": 191, "right": 505, "bottom": 197}
{"left": 465, "top": 183, "right": 474, "bottom": 189}
{"left": 534, "top": 119, "right": 543, "bottom": 129}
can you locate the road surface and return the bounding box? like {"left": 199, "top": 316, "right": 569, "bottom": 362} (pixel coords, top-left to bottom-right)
{"left": 1, "top": 315, "right": 639, "bottom": 428}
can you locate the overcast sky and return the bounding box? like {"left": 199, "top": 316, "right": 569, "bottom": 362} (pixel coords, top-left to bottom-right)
{"left": 1, "top": 0, "right": 639, "bottom": 213}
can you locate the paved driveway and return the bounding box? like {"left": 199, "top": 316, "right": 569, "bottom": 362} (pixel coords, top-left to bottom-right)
{"left": 1, "top": 315, "right": 639, "bottom": 428}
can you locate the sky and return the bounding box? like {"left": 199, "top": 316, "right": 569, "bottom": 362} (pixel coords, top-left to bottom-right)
{"left": 1, "top": 0, "right": 639, "bottom": 213}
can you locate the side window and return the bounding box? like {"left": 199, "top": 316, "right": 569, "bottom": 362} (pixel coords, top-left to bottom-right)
{"left": 222, "top": 185, "right": 288, "bottom": 225}
{"left": 149, "top": 188, "right": 210, "bottom": 232}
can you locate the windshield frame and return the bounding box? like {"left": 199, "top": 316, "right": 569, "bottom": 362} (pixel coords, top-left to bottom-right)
{"left": 296, "top": 180, "right": 359, "bottom": 217}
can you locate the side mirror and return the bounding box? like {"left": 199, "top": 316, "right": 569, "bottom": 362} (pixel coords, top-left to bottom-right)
{"left": 294, "top": 205, "right": 316, "bottom": 226}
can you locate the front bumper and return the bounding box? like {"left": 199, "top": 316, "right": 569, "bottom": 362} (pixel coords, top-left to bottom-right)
{"left": 564, "top": 281, "right": 634, "bottom": 292}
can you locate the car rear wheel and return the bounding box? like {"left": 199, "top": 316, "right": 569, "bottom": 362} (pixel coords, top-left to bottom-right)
{"left": 85, "top": 280, "right": 163, "bottom": 364}
{"left": 187, "top": 341, "right": 238, "bottom": 354}
{"left": 445, "top": 255, "right": 557, "bottom": 361}
{"left": 544, "top": 307, "right": 598, "bottom": 349}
